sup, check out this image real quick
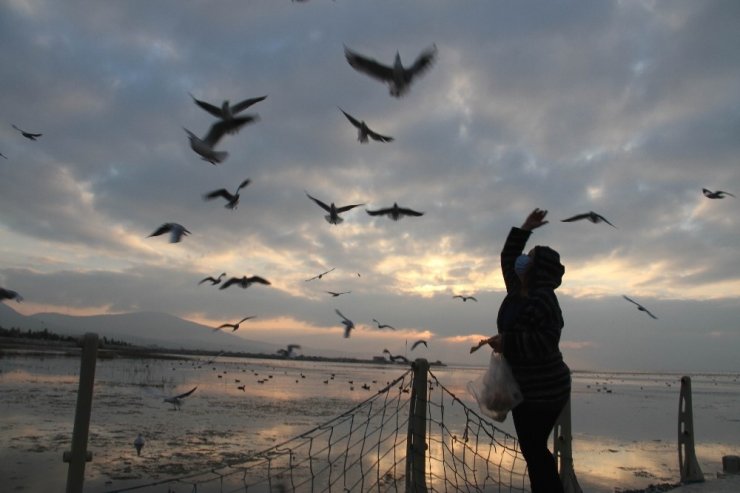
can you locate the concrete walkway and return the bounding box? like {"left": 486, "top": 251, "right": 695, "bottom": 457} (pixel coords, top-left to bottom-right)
{"left": 669, "top": 474, "right": 740, "bottom": 492}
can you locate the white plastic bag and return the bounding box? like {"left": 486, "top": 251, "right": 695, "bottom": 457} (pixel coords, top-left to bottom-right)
{"left": 468, "top": 352, "right": 523, "bottom": 422}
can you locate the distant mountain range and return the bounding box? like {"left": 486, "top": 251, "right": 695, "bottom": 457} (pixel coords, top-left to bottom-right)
{"left": 0, "top": 302, "right": 284, "bottom": 355}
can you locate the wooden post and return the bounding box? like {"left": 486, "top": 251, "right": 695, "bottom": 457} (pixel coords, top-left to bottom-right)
{"left": 64, "top": 333, "right": 98, "bottom": 493}
{"left": 678, "top": 376, "right": 704, "bottom": 484}
{"left": 405, "top": 358, "right": 429, "bottom": 493}
{"left": 553, "top": 397, "right": 583, "bottom": 493}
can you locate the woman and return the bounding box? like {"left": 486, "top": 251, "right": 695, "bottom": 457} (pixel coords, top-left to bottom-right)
{"left": 487, "top": 207, "right": 571, "bottom": 493}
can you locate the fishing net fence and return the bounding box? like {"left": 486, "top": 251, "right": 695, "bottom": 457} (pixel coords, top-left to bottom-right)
{"left": 105, "top": 361, "right": 530, "bottom": 493}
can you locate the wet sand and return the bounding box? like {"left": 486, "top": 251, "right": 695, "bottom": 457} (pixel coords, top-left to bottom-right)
{"left": 0, "top": 352, "right": 738, "bottom": 492}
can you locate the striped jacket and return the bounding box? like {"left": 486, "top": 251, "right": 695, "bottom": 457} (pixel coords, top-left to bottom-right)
{"left": 496, "top": 227, "right": 571, "bottom": 403}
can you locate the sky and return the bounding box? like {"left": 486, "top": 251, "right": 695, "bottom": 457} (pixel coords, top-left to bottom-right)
{"left": 1, "top": 0, "right": 739, "bottom": 372}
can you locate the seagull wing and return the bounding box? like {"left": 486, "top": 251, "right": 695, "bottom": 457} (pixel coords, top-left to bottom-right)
{"left": 396, "top": 206, "right": 424, "bottom": 217}
{"left": 561, "top": 213, "right": 590, "bottom": 223}
{"left": 411, "top": 340, "right": 428, "bottom": 350}
{"left": 366, "top": 207, "right": 390, "bottom": 216}
{"left": 339, "top": 108, "right": 362, "bottom": 129}
{"left": 231, "top": 95, "right": 268, "bottom": 114}
{"left": 236, "top": 178, "right": 252, "bottom": 192}
{"left": 306, "top": 192, "right": 332, "bottom": 213}
{"left": 596, "top": 214, "right": 617, "bottom": 228}
{"left": 336, "top": 203, "right": 364, "bottom": 213}
{"left": 408, "top": 44, "right": 438, "bottom": 78}
{"left": 203, "top": 189, "right": 235, "bottom": 201}
{"left": 720, "top": 191, "right": 736, "bottom": 198}
{"left": 344, "top": 47, "right": 394, "bottom": 81}
{"left": 335, "top": 308, "right": 350, "bottom": 322}
{"left": 645, "top": 309, "right": 658, "bottom": 319}
{"left": 190, "top": 94, "right": 222, "bottom": 118}
{"left": 468, "top": 296, "right": 478, "bottom": 302}
{"left": 237, "top": 316, "right": 256, "bottom": 324}
{"left": 366, "top": 127, "right": 394, "bottom": 142}
{"left": 203, "top": 116, "right": 258, "bottom": 146}
{"left": 246, "top": 276, "right": 271, "bottom": 285}
{"left": 148, "top": 223, "right": 172, "bottom": 237}
{"left": 198, "top": 276, "right": 216, "bottom": 285}
{"left": 622, "top": 295, "right": 640, "bottom": 306}
{"left": 220, "top": 277, "right": 240, "bottom": 289}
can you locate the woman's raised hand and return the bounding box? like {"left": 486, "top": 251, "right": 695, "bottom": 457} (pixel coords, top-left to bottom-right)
{"left": 521, "top": 208, "right": 548, "bottom": 231}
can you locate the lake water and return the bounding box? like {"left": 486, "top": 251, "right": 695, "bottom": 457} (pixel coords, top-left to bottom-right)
{"left": 1, "top": 351, "right": 738, "bottom": 492}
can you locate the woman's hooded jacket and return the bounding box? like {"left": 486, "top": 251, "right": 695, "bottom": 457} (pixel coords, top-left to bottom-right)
{"left": 497, "top": 227, "right": 571, "bottom": 403}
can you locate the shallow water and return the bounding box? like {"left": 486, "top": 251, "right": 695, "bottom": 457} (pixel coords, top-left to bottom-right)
{"left": 0, "top": 352, "right": 738, "bottom": 492}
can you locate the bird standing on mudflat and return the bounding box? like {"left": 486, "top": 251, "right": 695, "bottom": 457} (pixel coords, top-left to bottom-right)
{"left": 203, "top": 178, "right": 251, "bottom": 209}
{"left": 148, "top": 223, "right": 191, "bottom": 243}
{"left": 344, "top": 45, "right": 438, "bottom": 97}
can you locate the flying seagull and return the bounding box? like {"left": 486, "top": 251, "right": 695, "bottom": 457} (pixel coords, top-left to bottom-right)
{"left": 702, "top": 188, "right": 735, "bottom": 199}
{"left": 366, "top": 203, "right": 424, "bottom": 221}
{"left": 220, "top": 275, "right": 271, "bottom": 290}
{"left": 453, "top": 295, "right": 477, "bottom": 302}
{"left": 338, "top": 108, "right": 394, "bottom": 143}
{"left": 12, "top": 124, "right": 42, "bottom": 140}
{"left": 277, "top": 344, "right": 301, "bottom": 358}
{"left": 382, "top": 349, "right": 409, "bottom": 364}
{"left": 326, "top": 290, "right": 351, "bottom": 297}
{"left": 335, "top": 308, "right": 355, "bottom": 338}
{"left": 0, "top": 151, "right": 7, "bottom": 159}
{"left": 372, "top": 319, "right": 396, "bottom": 330}
{"left": 622, "top": 295, "right": 658, "bottom": 319}
{"left": 198, "top": 273, "right": 227, "bottom": 286}
{"left": 184, "top": 116, "right": 257, "bottom": 165}
{"left": 306, "top": 192, "right": 364, "bottom": 225}
{"left": 411, "top": 340, "right": 428, "bottom": 351}
{"left": 213, "top": 316, "right": 256, "bottom": 332}
{"left": 204, "top": 178, "right": 251, "bottom": 209}
{"left": 190, "top": 93, "right": 267, "bottom": 131}
{"left": 561, "top": 211, "right": 616, "bottom": 228}
{"left": 164, "top": 386, "right": 197, "bottom": 410}
{"left": 344, "top": 45, "right": 438, "bottom": 97}
{"left": 0, "top": 287, "right": 23, "bottom": 303}
{"left": 147, "top": 223, "right": 190, "bottom": 243}
{"left": 305, "top": 267, "right": 335, "bottom": 282}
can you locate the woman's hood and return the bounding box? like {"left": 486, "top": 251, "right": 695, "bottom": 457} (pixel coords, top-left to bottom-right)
{"left": 531, "top": 245, "right": 564, "bottom": 290}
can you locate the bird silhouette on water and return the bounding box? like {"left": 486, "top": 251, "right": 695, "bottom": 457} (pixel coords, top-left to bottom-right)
{"left": 203, "top": 178, "right": 251, "bottom": 209}
{"left": 344, "top": 45, "right": 438, "bottom": 97}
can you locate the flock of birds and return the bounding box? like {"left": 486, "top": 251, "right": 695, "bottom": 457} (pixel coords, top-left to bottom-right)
{"left": 1, "top": 40, "right": 737, "bottom": 360}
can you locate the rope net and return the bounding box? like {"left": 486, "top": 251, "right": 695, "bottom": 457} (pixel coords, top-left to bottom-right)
{"left": 106, "top": 365, "right": 529, "bottom": 493}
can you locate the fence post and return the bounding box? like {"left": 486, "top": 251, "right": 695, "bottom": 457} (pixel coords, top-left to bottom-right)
{"left": 63, "top": 332, "right": 99, "bottom": 493}
{"left": 406, "top": 358, "right": 429, "bottom": 493}
{"left": 678, "top": 376, "right": 704, "bottom": 484}
{"left": 553, "top": 397, "right": 583, "bottom": 493}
